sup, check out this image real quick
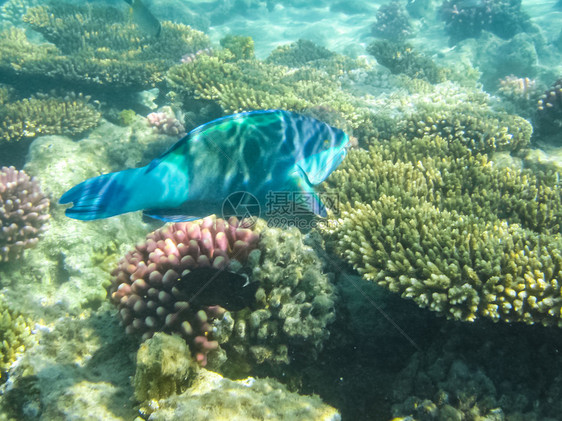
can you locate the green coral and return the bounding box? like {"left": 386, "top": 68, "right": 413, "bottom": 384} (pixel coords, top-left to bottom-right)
{"left": 0, "top": 5, "right": 210, "bottom": 93}
{"left": 0, "top": 93, "right": 100, "bottom": 143}
{"left": 325, "top": 196, "right": 562, "bottom": 326}
{"left": 321, "top": 130, "right": 562, "bottom": 325}
{"left": 134, "top": 333, "right": 196, "bottom": 404}
{"left": 0, "top": 298, "right": 34, "bottom": 377}
{"left": 167, "top": 48, "right": 369, "bottom": 135}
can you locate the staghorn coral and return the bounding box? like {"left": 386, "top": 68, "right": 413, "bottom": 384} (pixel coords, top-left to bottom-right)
{"left": 0, "top": 93, "right": 101, "bottom": 143}
{"left": 398, "top": 102, "right": 532, "bottom": 152}
{"left": 0, "top": 5, "right": 210, "bottom": 93}
{"left": 110, "top": 216, "right": 336, "bottom": 373}
{"left": 367, "top": 40, "right": 446, "bottom": 84}
{"left": 266, "top": 39, "right": 334, "bottom": 68}
{"left": 0, "top": 166, "right": 49, "bottom": 262}
{"left": 372, "top": 1, "right": 413, "bottom": 41}
{"left": 220, "top": 35, "right": 255, "bottom": 61}
{"left": 536, "top": 77, "right": 562, "bottom": 139}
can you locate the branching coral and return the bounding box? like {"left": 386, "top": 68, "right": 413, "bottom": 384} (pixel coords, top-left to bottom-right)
{"left": 325, "top": 196, "right": 562, "bottom": 326}
{"left": 0, "top": 298, "right": 33, "bottom": 377}
{"left": 0, "top": 166, "right": 49, "bottom": 262}
{"left": 321, "top": 130, "right": 562, "bottom": 325}
{"left": 0, "top": 93, "right": 101, "bottom": 143}
{"left": 0, "top": 5, "right": 210, "bottom": 93}
{"left": 167, "top": 47, "right": 369, "bottom": 135}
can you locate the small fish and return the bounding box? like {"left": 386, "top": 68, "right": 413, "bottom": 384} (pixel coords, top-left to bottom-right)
{"left": 175, "top": 267, "right": 258, "bottom": 311}
{"left": 123, "top": 0, "right": 161, "bottom": 38}
{"left": 60, "top": 110, "right": 349, "bottom": 222}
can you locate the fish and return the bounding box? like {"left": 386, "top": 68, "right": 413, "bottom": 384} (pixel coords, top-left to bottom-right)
{"left": 59, "top": 109, "right": 350, "bottom": 222}
{"left": 123, "top": 0, "right": 161, "bottom": 38}
{"left": 173, "top": 267, "right": 258, "bottom": 311}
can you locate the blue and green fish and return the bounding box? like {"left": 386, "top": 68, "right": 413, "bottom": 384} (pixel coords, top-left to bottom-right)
{"left": 59, "top": 110, "right": 349, "bottom": 222}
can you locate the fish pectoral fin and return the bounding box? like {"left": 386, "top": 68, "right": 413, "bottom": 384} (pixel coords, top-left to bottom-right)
{"left": 143, "top": 209, "right": 202, "bottom": 222}
{"left": 288, "top": 165, "right": 328, "bottom": 217}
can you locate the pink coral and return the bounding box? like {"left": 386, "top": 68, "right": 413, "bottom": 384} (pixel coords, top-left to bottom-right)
{"left": 109, "top": 216, "right": 260, "bottom": 365}
{"left": 0, "top": 166, "right": 49, "bottom": 262}
{"left": 146, "top": 110, "right": 185, "bottom": 136}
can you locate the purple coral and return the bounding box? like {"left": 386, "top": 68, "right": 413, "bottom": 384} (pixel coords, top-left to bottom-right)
{"left": 109, "top": 216, "right": 259, "bottom": 365}
{"left": 0, "top": 166, "right": 49, "bottom": 262}
{"left": 146, "top": 110, "right": 185, "bottom": 136}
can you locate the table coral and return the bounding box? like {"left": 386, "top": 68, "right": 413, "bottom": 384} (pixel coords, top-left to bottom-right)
{"left": 0, "top": 166, "right": 49, "bottom": 262}
{"left": 166, "top": 46, "right": 370, "bottom": 135}
{"left": 0, "top": 4, "right": 210, "bottom": 94}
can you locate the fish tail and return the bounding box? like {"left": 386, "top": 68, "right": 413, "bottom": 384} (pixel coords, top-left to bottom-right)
{"left": 59, "top": 166, "right": 156, "bottom": 220}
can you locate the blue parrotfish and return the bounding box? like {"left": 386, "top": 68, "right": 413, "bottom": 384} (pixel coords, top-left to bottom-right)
{"left": 59, "top": 110, "right": 350, "bottom": 222}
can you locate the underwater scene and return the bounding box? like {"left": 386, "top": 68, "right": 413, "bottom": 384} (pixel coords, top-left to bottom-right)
{"left": 0, "top": 0, "right": 562, "bottom": 419}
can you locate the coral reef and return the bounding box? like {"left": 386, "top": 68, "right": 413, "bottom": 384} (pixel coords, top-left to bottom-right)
{"left": 536, "top": 77, "right": 562, "bottom": 139}
{"left": 266, "top": 39, "right": 335, "bottom": 68}
{"left": 498, "top": 75, "right": 536, "bottom": 101}
{"left": 0, "top": 297, "right": 34, "bottom": 377}
{"left": 220, "top": 34, "right": 255, "bottom": 61}
{"left": 320, "top": 127, "right": 562, "bottom": 325}
{"left": 109, "top": 216, "right": 260, "bottom": 365}
{"left": 439, "top": 0, "right": 531, "bottom": 44}
{"left": 0, "top": 93, "right": 101, "bottom": 143}
{"left": 147, "top": 367, "right": 340, "bottom": 421}
{"left": 0, "top": 166, "right": 49, "bottom": 262}
{"left": 134, "top": 333, "right": 196, "bottom": 403}
{"left": 167, "top": 45, "right": 369, "bottom": 134}
{"left": 0, "top": 5, "right": 210, "bottom": 93}
{"left": 372, "top": 1, "right": 413, "bottom": 41}
{"left": 147, "top": 107, "right": 186, "bottom": 136}
{"left": 367, "top": 40, "right": 446, "bottom": 84}
{"left": 109, "top": 216, "right": 336, "bottom": 373}
{"left": 218, "top": 222, "right": 336, "bottom": 375}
